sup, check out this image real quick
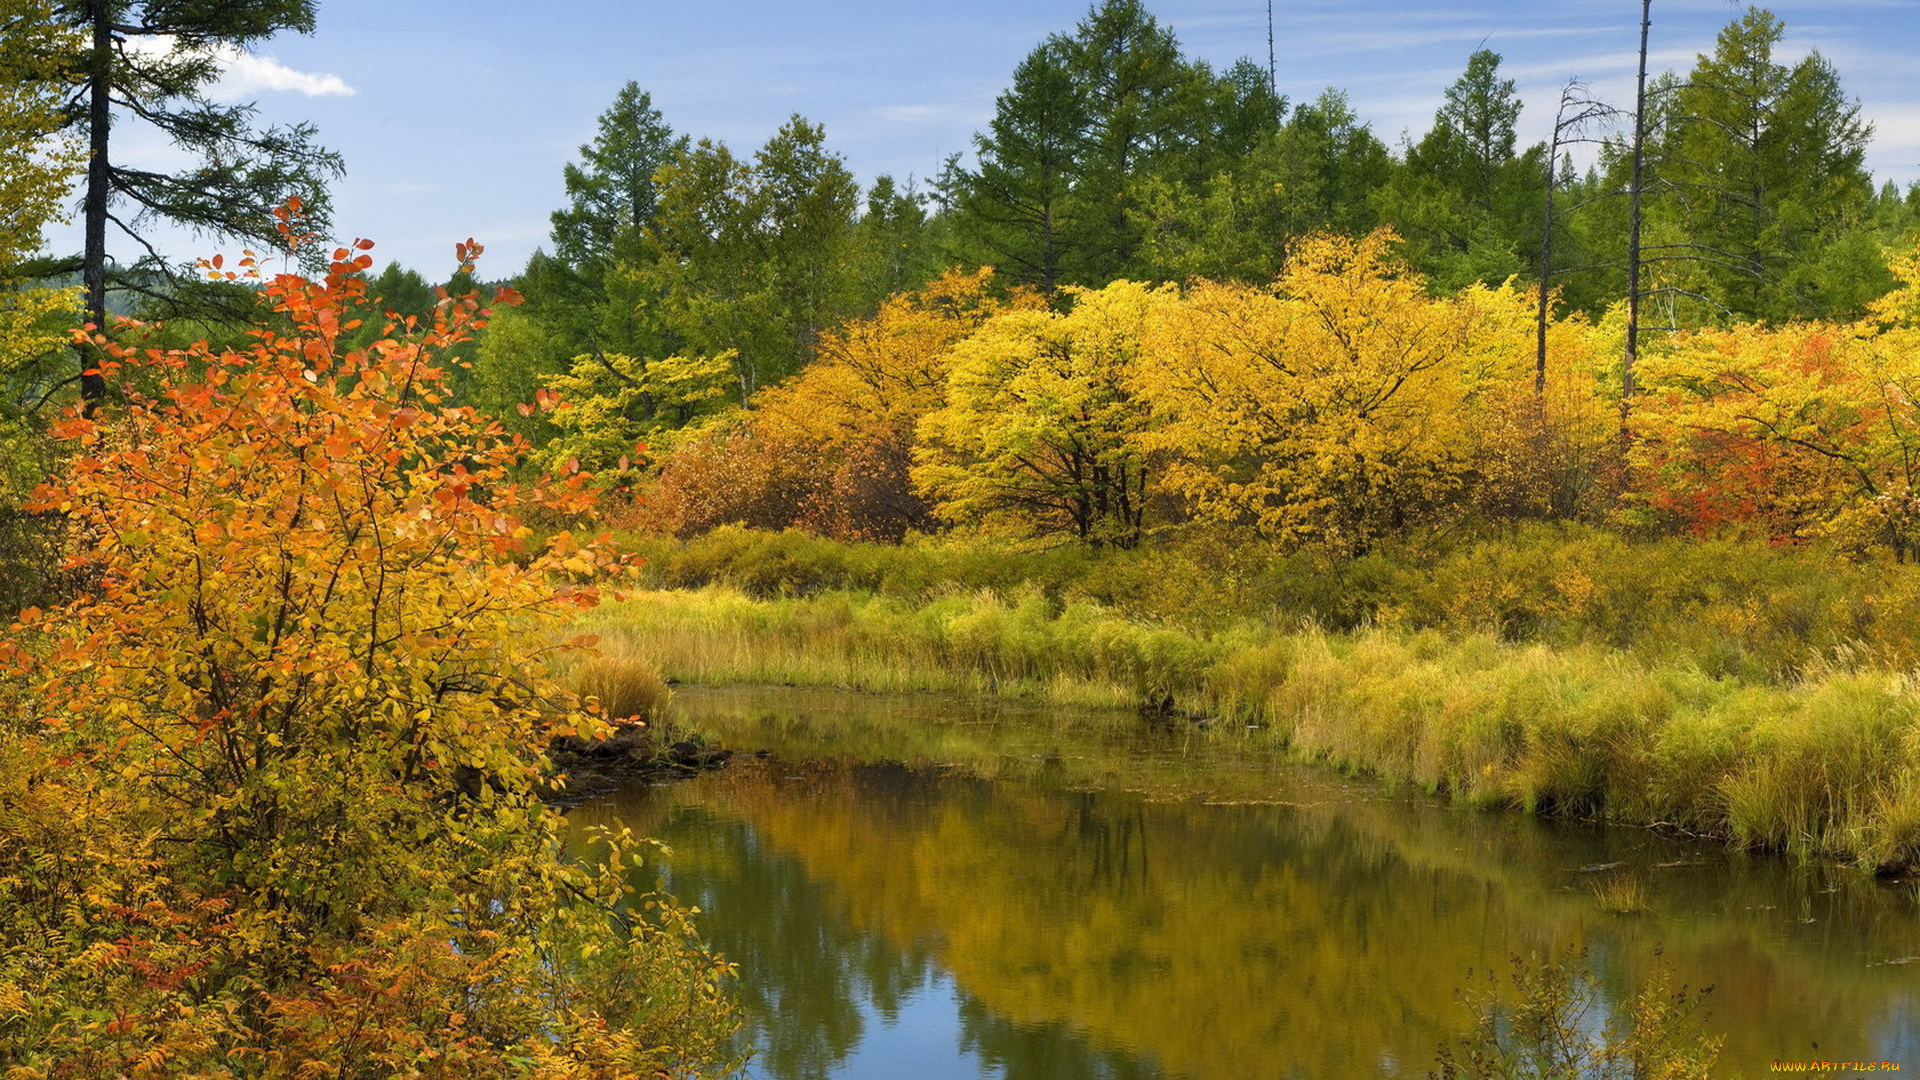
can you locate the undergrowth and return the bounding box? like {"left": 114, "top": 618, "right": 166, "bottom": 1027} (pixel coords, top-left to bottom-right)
{"left": 617, "top": 522, "right": 1920, "bottom": 684}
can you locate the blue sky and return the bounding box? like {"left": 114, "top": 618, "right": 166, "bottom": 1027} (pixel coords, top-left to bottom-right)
{"left": 49, "top": 0, "right": 1920, "bottom": 279}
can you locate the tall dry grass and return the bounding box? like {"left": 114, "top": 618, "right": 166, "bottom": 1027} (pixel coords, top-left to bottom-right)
{"left": 616, "top": 523, "right": 1920, "bottom": 684}
{"left": 571, "top": 649, "right": 674, "bottom": 723}
{"left": 584, "top": 578, "right": 1920, "bottom": 869}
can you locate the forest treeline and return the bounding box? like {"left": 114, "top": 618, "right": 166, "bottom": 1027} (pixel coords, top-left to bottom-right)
{"left": 455, "top": 2, "right": 1920, "bottom": 564}
{"left": 7, "top": 1, "right": 1920, "bottom": 578}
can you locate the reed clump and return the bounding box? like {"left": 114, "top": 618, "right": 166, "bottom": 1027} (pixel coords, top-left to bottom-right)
{"left": 1588, "top": 875, "right": 1652, "bottom": 915}
{"left": 572, "top": 649, "right": 674, "bottom": 723}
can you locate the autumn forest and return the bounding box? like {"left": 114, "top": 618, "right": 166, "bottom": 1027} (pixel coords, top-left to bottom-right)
{"left": 4, "top": 0, "right": 1920, "bottom": 1076}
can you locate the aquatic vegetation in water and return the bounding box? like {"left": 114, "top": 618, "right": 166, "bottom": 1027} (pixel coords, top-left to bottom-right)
{"left": 1434, "top": 950, "right": 1720, "bottom": 1079}
{"left": 1588, "top": 873, "right": 1651, "bottom": 915}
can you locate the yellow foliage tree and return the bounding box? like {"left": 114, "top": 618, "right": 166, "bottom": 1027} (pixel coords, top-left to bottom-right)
{"left": 755, "top": 267, "right": 1014, "bottom": 447}
{"left": 2, "top": 0, "right": 84, "bottom": 388}
{"left": 915, "top": 279, "right": 1175, "bottom": 548}
{"left": 0, "top": 0, "right": 81, "bottom": 282}
{"left": 1, "top": 0, "right": 85, "bottom": 609}
{"left": 1136, "top": 231, "right": 1514, "bottom": 553}
{"left": 538, "top": 347, "right": 735, "bottom": 481}
{"left": 1460, "top": 284, "right": 1617, "bottom": 521}
{"left": 642, "top": 269, "right": 1022, "bottom": 542}
{"left": 1630, "top": 322, "right": 1868, "bottom": 546}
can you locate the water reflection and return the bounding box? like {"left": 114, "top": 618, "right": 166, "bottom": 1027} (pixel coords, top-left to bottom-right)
{"left": 569, "top": 688, "right": 1920, "bottom": 1080}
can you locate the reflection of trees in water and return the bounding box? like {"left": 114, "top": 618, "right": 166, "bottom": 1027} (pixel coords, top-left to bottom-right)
{"left": 647, "top": 806, "right": 943, "bottom": 1080}
{"left": 638, "top": 783, "right": 1174, "bottom": 1080}
{"left": 587, "top": 719, "right": 1920, "bottom": 1079}
{"left": 955, "top": 996, "right": 1170, "bottom": 1080}
{"left": 1064, "top": 793, "right": 1150, "bottom": 893}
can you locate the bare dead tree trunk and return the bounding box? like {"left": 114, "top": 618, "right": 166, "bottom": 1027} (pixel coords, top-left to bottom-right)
{"left": 1266, "top": 0, "right": 1276, "bottom": 99}
{"left": 1535, "top": 103, "right": 1569, "bottom": 403}
{"left": 1623, "top": 0, "right": 1652, "bottom": 445}
{"left": 1535, "top": 81, "right": 1621, "bottom": 399}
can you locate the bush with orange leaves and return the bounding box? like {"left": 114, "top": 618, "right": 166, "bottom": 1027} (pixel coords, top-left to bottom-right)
{"left": 640, "top": 269, "right": 1025, "bottom": 543}
{"left": 0, "top": 212, "right": 741, "bottom": 1078}
{"left": 1630, "top": 246, "right": 1920, "bottom": 558}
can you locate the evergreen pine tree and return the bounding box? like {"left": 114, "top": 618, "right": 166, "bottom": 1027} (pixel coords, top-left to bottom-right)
{"left": 51, "top": 0, "right": 344, "bottom": 400}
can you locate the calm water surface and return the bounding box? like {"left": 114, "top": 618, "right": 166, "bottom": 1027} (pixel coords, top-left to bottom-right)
{"left": 567, "top": 687, "right": 1920, "bottom": 1080}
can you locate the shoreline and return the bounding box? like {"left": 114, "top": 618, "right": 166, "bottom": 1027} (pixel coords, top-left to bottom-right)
{"left": 576, "top": 580, "right": 1920, "bottom": 873}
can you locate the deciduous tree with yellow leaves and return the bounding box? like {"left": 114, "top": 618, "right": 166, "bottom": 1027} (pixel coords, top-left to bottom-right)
{"left": 1632, "top": 242, "right": 1920, "bottom": 557}
{"left": 1, "top": 0, "right": 85, "bottom": 611}
{"left": 536, "top": 346, "right": 735, "bottom": 480}
{"left": 643, "top": 269, "right": 1022, "bottom": 542}
{"left": 1136, "top": 230, "right": 1514, "bottom": 553}
{"left": 915, "top": 279, "right": 1174, "bottom": 548}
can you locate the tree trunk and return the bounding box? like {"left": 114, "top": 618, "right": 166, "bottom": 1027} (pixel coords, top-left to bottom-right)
{"left": 1535, "top": 136, "right": 1558, "bottom": 403}
{"left": 1623, "top": 0, "right": 1652, "bottom": 445}
{"left": 80, "top": 0, "right": 112, "bottom": 404}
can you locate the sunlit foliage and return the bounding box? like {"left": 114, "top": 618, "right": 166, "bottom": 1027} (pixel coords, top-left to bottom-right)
{"left": 1, "top": 0, "right": 85, "bottom": 602}
{"left": 916, "top": 279, "right": 1176, "bottom": 548}
{"left": 537, "top": 347, "right": 735, "bottom": 479}
{"left": 1135, "top": 231, "right": 1507, "bottom": 552}
{"left": 0, "top": 222, "right": 740, "bottom": 1078}
{"left": 1632, "top": 241, "right": 1920, "bottom": 556}
{"left": 642, "top": 270, "right": 1023, "bottom": 543}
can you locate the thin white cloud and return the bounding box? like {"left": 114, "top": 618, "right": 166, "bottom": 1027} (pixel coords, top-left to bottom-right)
{"left": 120, "top": 35, "right": 354, "bottom": 100}
{"left": 212, "top": 47, "right": 354, "bottom": 100}
{"left": 1863, "top": 107, "right": 1920, "bottom": 175}
{"left": 874, "top": 104, "right": 962, "bottom": 125}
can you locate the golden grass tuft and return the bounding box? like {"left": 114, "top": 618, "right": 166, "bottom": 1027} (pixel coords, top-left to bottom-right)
{"left": 1588, "top": 874, "right": 1651, "bottom": 915}
{"left": 572, "top": 649, "right": 672, "bottom": 723}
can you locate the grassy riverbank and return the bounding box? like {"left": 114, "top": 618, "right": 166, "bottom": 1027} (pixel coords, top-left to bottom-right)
{"left": 583, "top": 526, "right": 1920, "bottom": 870}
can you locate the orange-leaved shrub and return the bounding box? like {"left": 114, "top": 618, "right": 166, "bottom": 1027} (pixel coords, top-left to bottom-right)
{"left": 0, "top": 210, "right": 740, "bottom": 1079}
{"left": 639, "top": 269, "right": 1024, "bottom": 543}
{"left": 1630, "top": 251, "right": 1920, "bottom": 558}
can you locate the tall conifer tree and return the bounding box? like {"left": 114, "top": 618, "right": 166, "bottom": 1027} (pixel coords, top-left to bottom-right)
{"left": 529, "top": 82, "right": 687, "bottom": 370}
{"left": 943, "top": 39, "right": 1087, "bottom": 295}
{"left": 1377, "top": 49, "right": 1542, "bottom": 290}
{"left": 1063, "top": 0, "right": 1190, "bottom": 280}
{"left": 946, "top": 0, "right": 1279, "bottom": 292}
{"left": 51, "top": 0, "right": 343, "bottom": 400}
{"left": 1648, "top": 7, "right": 1874, "bottom": 322}
{"left": 550, "top": 81, "right": 685, "bottom": 277}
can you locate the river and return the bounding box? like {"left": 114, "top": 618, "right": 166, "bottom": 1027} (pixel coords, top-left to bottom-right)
{"left": 566, "top": 687, "right": 1920, "bottom": 1080}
